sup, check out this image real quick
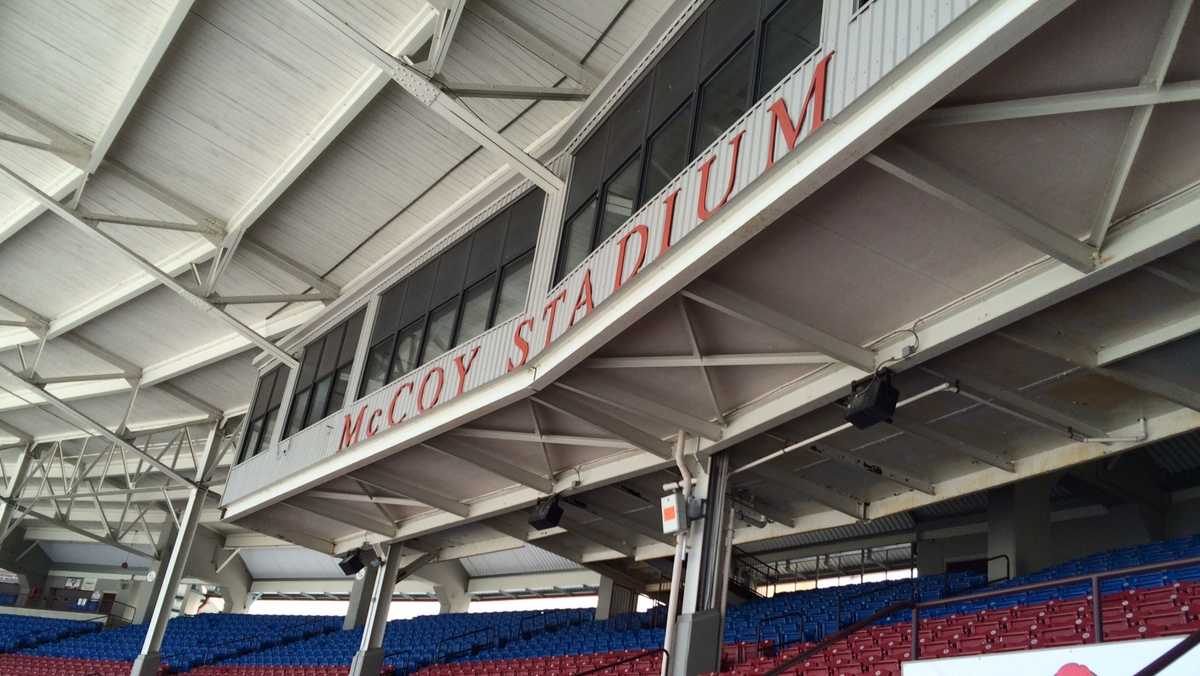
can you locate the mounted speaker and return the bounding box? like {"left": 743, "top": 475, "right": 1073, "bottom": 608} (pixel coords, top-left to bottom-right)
{"left": 529, "top": 494, "right": 563, "bottom": 530}
{"left": 844, "top": 369, "right": 898, "bottom": 429}
{"left": 338, "top": 551, "right": 365, "bottom": 576}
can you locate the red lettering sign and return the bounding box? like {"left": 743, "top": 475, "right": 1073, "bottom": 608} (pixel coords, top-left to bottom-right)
{"left": 417, "top": 367, "right": 445, "bottom": 413}
{"left": 569, "top": 270, "right": 594, "bottom": 327}
{"left": 613, "top": 224, "right": 650, "bottom": 292}
{"left": 766, "top": 52, "right": 832, "bottom": 169}
{"left": 339, "top": 405, "right": 368, "bottom": 451}
{"left": 452, "top": 347, "right": 481, "bottom": 397}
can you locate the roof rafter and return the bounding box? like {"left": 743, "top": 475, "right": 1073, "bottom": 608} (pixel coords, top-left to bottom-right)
{"left": 296, "top": 0, "right": 564, "bottom": 195}
{"left": 0, "top": 162, "right": 297, "bottom": 368}
{"left": 201, "top": 6, "right": 439, "bottom": 297}
{"left": 467, "top": 0, "right": 601, "bottom": 89}
{"left": 1087, "top": 0, "right": 1192, "bottom": 248}
{"left": 866, "top": 144, "right": 1096, "bottom": 272}
{"left": 682, "top": 280, "right": 876, "bottom": 372}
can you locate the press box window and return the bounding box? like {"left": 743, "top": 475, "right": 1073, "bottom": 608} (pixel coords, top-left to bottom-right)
{"left": 240, "top": 365, "right": 285, "bottom": 461}
{"left": 360, "top": 190, "right": 544, "bottom": 398}
{"left": 284, "top": 309, "right": 365, "bottom": 438}
{"left": 556, "top": 0, "right": 823, "bottom": 282}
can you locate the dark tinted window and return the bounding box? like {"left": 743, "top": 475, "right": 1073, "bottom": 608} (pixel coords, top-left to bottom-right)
{"left": 359, "top": 190, "right": 544, "bottom": 397}
{"left": 283, "top": 309, "right": 365, "bottom": 440}
{"left": 496, "top": 253, "right": 533, "bottom": 322}
{"left": 643, "top": 102, "right": 693, "bottom": 201}
{"left": 567, "top": 132, "right": 606, "bottom": 215}
{"left": 600, "top": 154, "right": 641, "bottom": 242}
{"left": 466, "top": 216, "right": 505, "bottom": 284}
{"left": 557, "top": 199, "right": 598, "bottom": 282}
{"left": 558, "top": 0, "right": 822, "bottom": 280}
{"left": 422, "top": 299, "right": 458, "bottom": 364}
{"left": 241, "top": 366, "right": 282, "bottom": 461}
{"left": 432, "top": 240, "right": 469, "bottom": 304}
{"left": 650, "top": 22, "right": 702, "bottom": 129}
{"left": 702, "top": 0, "right": 755, "bottom": 77}
{"left": 696, "top": 41, "right": 754, "bottom": 152}
{"left": 457, "top": 276, "right": 495, "bottom": 345}
{"left": 758, "top": 0, "right": 822, "bottom": 97}
{"left": 606, "top": 80, "right": 650, "bottom": 174}
{"left": 401, "top": 264, "right": 435, "bottom": 325}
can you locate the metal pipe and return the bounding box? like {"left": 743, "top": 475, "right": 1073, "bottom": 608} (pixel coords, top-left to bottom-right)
{"left": 732, "top": 383, "right": 953, "bottom": 476}
{"left": 661, "top": 431, "right": 690, "bottom": 676}
{"left": 1078, "top": 417, "right": 1149, "bottom": 444}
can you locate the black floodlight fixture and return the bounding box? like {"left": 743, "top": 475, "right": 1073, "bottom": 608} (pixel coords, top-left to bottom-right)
{"left": 843, "top": 368, "right": 898, "bottom": 429}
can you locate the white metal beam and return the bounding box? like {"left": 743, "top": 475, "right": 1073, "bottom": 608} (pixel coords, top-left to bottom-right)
{"left": 87, "top": 0, "right": 195, "bottom": 173}
{"left": 866, "top": 145, "right": 1096, "bottom": 272}
{"left": 467, "top": 0, "right": 601, "bottom": 88}
{"left": 747, "top": 467, "right": 865, "bottom": 521}
{"left": 554, "top": 377, "right": 724, "bottom": 440}
{"left": 201, "top": 6, "right": 439, "bottom": 297}
{"left": 422, "top": 439, "right": 553, "bottom": 493}
{"left": 887, "top": 413, "right": 1015, "bottom": 472}
{"left": 426, "top": 0, "right": 464, "bottom": 77}
{"left": 0, "top": 306, "right": 318, "bottom": 415}
{"left": 583, "top": 352, "right": 831, "bottom": 369}
{"left": 350, "top": 468, "right": 470, "bottom": 517}
{"left": 284, "top": 496, "right": 396, "bottom": 538}
{"left": 1088, "top": 0, "right": 1193, "bottom": 248}
{"left": 1145, "top": 259, "right": 1200, "bottom": 294}
{"left": 806, "top": 441, "right": 936, "bottom": 495}
{"left": 441, "top": 83, "right": 590, "bottom": 101}
{"left": 0, "top": 494, "right": 155, "bottom": 559}
{"left": 937, "top": 370, "right": 1109, "bottom": 439}
{"left": 918, "top": 80, "right": 1200, "bottom": 127}
{"left": 451, "top": 427, "right": 627, "bottom": 448}
{"left": 0, "top": 363, "right": 202, "bottom": 487}
{"left": 295, "top": 0, "right": 564, "bottom": 195}
{"left": 0, "top": 162, "right": 297, "bottom": 368}
{"left": 682, "top": 280, "right": 876, "bottom": 372}
{"left": 531, "top": 390, "right": 674, "bottom": 459}
{"left": 306, "top": 490, "right": 425, "bottom": 508}
{"left": 210, "top": 293, "right": 335, "bottom": 306}
{"left": 556, "top": 513, "right": 635, "bottom": 558}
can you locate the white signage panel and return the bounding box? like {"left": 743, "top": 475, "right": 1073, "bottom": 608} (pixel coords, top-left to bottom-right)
{"left": 903, "top": 637, "right": 1198, "bottom": 676}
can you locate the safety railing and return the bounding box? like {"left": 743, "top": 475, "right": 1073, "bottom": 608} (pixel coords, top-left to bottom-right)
{"left": 765, "top": 554, "right": 1200, "bottom": 675}
{"left": 106, "top": 600, "right": 136, "bottom": 627}
{"left": 1134, "top": 625, "right": 1200, "bottom": 676}
{"left": 732, "top": 547, "right": 786, "bottom": 599}
{"left": 435, "top": 625, "right": 499, "bottom": 663}
{"left": 518, "top": 608, "right": 589, "bottom": 639}
{"left": 572, "top": 647, "right": 667, "bottom": 676}
{"left": 765, "top": 600, "right": 914, "bottom": 675}
{"left": 756, "top": 610, "right": 807, "bottom": 651}
{"left": 909, "top": 554, "right": 1200, "bottom": 659}
{"left": 383, "top": 648, "right": 415, "bottom": 676}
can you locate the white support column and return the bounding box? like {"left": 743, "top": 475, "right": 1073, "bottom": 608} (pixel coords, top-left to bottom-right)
{"left": 525, "top": 155, "right": 572, "bottom": 307}
{"left": 131, "top": 424, "right": 219, "bottom": 676}
{"left": 0, "top": 444, "right": 37, "bottom": 543}
{"left": 347, "top": 542, "right": 406, "bottom": 676}
{"left": 344, "top": 295, "right": 381, "bottom": 404}
{"left": 343, "top": 564, "right": 381, "bottom": 631}
{"left": 129, "top": 486, "right": 205, "bottom": 676}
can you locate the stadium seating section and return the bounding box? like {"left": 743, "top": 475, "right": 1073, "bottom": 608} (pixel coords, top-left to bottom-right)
{"left": 0, "top": 535, "right": 1196, "bottom": 674}
{"left": 0, "top": 613, "right": 101, "bottom": 652}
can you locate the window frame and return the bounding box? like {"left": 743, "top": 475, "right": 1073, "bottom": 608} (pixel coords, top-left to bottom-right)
{"left": 555, "top": 0, "right": 823, "bottom": 282}
{"left": 357, "top": 190, "right": 544, "bottom": 399}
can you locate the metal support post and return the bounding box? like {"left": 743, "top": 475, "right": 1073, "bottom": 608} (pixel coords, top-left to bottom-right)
{"left": 129, "top": 486, "right": 205, "bottom": 676}
{"left": 671, "top": 441, "right": 729, "bottom": 676}
{"left": 348, "top": 541, "right": 405, "bottom": 676}
{"left": 0, "top": 444, "right": 38, "bottom": 544}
